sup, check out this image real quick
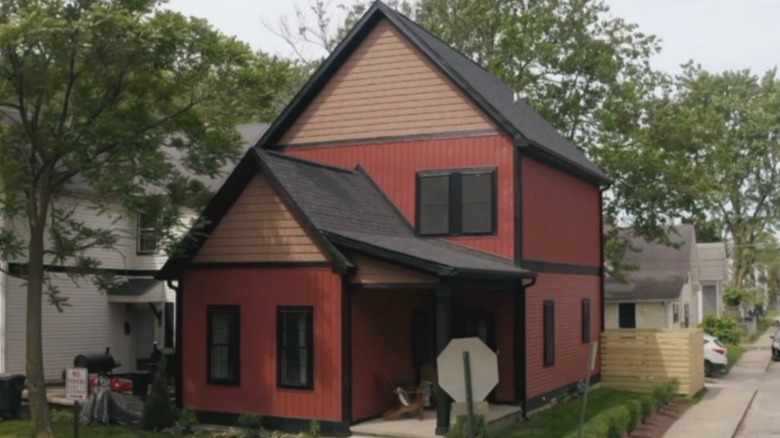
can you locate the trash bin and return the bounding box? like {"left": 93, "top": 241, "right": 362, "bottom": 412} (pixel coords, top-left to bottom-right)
{"left": 0, "top": 374, "right": 25, "bottom": 420}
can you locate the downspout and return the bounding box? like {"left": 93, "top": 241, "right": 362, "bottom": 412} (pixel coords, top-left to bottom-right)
{"left": 519, "top": 276, "right": 537, "bottom": 420}
{"left": 166, "top": 277, "right": 183, "bottom": 409}
{"left": 0, "top": 259, "right": 5, "bottom": 374}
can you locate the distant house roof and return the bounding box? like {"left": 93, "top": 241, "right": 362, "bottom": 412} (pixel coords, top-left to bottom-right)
{"left": 697, "top": 242, "right": 727, "bottom": 282}
{"left": 254, "top": 1, "right": 609, "bottom": 185}
{"left": 605, "top": 225, "right": 696, "bottom": 302}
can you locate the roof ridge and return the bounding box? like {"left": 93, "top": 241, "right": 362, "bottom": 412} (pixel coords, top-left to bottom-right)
{"left": 259, "top": 149, "right": 356, "bottom": 174}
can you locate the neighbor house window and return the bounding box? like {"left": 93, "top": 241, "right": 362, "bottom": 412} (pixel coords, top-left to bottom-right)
{"left": 672, "top": 303, "right": 680, "bottom": 324}
{"left": 544, "top": 300, "right": 555, "bottom": 366}
{"left": 207, "top": 306, "right": 240, "bottom": 385}
{"left": 278, "top": 306, "right": 314, "bottom": 389}
{"left": 416, "top": 168, "right": 496, "bottom": 236}
{"left": 137, "top": 214, "right": 157, "bottom": 254}
{"left": 581, "top": 299, "right": 591, "bottom": 343}
{"left": 684, "top": 303, "right": 690, "bottom": 328}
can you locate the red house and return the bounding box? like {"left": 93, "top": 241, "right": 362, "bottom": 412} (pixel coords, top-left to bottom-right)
{"left": 160, "top": 2, "right": 608, "bottom": 436}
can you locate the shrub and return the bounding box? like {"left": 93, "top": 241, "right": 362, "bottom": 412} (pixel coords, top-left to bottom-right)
{"left": 699, "top": 314, "right": 744, "bottom": 345}
{"left": 174, "top": 409, "right": 198, "bottom": 435}
{"left": 141, "top": 357, "right": 175, "bottom": 431}
{"left": 238, "top": 412, "right": 263, "bottom": 438}
{"left": 639, "top": 395, "right": 655, "bottom": 421}
{"left": 626, "top": 399, "right": 642, "bottom": 431}
{"left": 446, "top": 415, "right": 487, "bottom": 438}
{"left": 308, "top": 419, "right": 322, "bottom": 438}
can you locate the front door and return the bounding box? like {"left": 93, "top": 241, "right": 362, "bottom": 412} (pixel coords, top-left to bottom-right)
{"left": 618, "top": 303, "right": 636, "bottom": 328}
{"left": 462, "top": 314, "right": 496, "bottom": 350}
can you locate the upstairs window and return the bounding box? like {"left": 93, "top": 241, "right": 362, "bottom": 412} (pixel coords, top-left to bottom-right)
{"left": 137, "top": 214, "right": 157, "bottom": 255}
{"left": 417, "top": 168, "right": 496, "bottom": 236}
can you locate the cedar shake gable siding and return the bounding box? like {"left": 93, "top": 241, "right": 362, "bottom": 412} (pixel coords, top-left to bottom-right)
{"left": 193, "top": 173, "right": 328, "bottom": 264}
{"left": 279, "top": 20, "right": 495, "bottom": 146}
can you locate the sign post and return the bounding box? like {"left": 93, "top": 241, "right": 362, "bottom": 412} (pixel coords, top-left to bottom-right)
{"left": 462, "top": 351, "right": 476, "bottom": 438}
{"left": 66, "top": 367, "right": 88, "bottom": 438}
{"left": 577, "top": 341, "right": 599, "bottom": 438}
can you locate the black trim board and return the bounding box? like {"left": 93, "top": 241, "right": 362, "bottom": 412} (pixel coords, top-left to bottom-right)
{"left": 525, "top": 373, "right": 602, "bottom": 414}
{"left": 195, "top": 411, "right": 351, "bottom": 437}
{"left": 341, "top": 280, "right": 353, "bottom": 423}
{"left": 522, "top": 260, "right": 600, "bottom": 276}
{"left": 188, "top": 261, "right": 332, "bottom": 270}
{"left": 599, "top": 189, "right": 605, "bottom": 332}
{"left": 281, "top": 128, "right": 500, "bottom": 149}
{"left": 8, "top": 262, "right": 158, "bottom": 278}
{"left": 514, "top": 148, "right": 523, "bottom": 264}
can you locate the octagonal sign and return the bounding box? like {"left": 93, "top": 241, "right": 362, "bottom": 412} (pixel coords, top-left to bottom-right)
{"left": 437, "top": 337, "right": 498, "bottom": 403}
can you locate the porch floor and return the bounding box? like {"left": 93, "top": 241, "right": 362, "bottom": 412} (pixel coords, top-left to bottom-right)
{"left": 350, "top": 404, "right": 523, "bottom": 438}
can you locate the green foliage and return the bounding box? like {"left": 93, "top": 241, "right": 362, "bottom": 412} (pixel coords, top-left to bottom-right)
{"left": 238, "top": 412, "right": 263, "bottom": 438}
{"left": 699, "top": 314, "right": 744, "bottom": 345}
{"left": 639, "top": 395, "right": 655, "bottom": 421}
{"left": 446, "top": 415, "right": 487, "bottom": 438}
{"left": 625, "top": 399, "right": 642, "bottom": 432}
{"left": 141, "top": 358, "right": 175, "bottom": 431}
{"left": 308, "top": 419, "right": 322, "bottom": 438}
{"left": 652, "top": 380, "right": 679, "bottom": 406}
{"left": 726, "top": 343, "right": 745, "bottom": 372}
{"left": 173, "top": 409, "right": 198, "bottom": 436}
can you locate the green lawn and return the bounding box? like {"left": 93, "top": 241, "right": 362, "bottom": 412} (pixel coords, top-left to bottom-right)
{"left": 726, "top": 343, "right": 745, "bottom": 372}
{"left": 0, "top": 420, "right": 186, "bottom": 438}
{"left": 494, "top": 388, "right": 638, "bottom": 438}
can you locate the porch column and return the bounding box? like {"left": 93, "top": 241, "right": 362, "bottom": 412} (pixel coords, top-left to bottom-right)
{"left": 435, "top": 283, "right": 452, "bottom": 436}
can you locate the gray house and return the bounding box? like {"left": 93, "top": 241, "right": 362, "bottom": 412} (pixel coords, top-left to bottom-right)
{"left": 605, "top": 225, "right": 701, "bottom": 329}
{"left": 697, "top": 242, "right": 728, "bottom": 317}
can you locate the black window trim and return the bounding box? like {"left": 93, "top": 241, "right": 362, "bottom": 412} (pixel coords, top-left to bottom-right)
{"left": 581, "top": 298, "right": 591, "bottom": 344}
{"left": 415, "top": 167, "right": 497, "bottom": 237}
{"left": 277, "top": 305, "right": 315, "bottom": 390}
{"left": 543, "top": 300, "right": 555, "bottom": 367}
{"left": 206, "top": 305, "right": 240, "bottom": 386}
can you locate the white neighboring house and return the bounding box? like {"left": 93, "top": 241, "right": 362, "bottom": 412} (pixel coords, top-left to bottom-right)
{"left": 697, "top": 242, "right": 728, "bottom": 318}
{"left": 0, "top": 123, "right": 267, "bottom": 381}
{"left": 604, "top": 225, "right": 702, "bottom": 329}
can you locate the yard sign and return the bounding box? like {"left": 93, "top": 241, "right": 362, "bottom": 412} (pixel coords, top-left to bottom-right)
{"left": 66, "top": 367, "right": 88, "bottom": 402}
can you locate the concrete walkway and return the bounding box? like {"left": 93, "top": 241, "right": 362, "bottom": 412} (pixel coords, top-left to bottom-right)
{"left": 664, "top": 321, "right": 776, "bottom": 438}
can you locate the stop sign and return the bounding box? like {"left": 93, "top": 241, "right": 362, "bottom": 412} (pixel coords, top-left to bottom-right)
{"left": 436, "top": 337, "right": 498, "bottom": 403}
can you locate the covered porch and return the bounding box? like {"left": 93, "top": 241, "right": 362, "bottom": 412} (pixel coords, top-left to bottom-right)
{"left": 343, "top": 252, "right": 535, "bottom": 436}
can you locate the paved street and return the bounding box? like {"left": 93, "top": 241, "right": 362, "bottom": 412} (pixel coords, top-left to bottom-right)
{"left": 736, "top": 339, "right": 780, "bottom": 437}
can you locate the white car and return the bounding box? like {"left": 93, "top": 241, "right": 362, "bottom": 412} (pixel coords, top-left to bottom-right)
{"left": 704, "top": 334, "right": 728, "bottom": 377}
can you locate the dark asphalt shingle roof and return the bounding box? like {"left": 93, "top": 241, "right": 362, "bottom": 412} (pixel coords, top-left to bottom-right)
{"left": 257, "top": 150, "right": 533, "bottom": 279}
{"left": 605, "top": 225, "right": 695, "bottom": 301}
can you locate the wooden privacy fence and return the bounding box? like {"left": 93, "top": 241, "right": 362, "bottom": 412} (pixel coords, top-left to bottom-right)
{"left": 601, "top": 328, "right": 705, "bottom": 396}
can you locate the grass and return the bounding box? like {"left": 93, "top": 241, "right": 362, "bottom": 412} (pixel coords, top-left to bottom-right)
{"left": 0, "top": 420, "right": 188, "bottom": 438}
{"left": 494, "top": 388, "right": 638, "bottom": 438}
{"left": 726, "top": 343, "right": 745, "bottom": 372}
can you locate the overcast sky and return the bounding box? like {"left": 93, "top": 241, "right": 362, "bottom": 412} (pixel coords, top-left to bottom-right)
{"left": 165, "top": 0, "right": 780, "bottom": 76}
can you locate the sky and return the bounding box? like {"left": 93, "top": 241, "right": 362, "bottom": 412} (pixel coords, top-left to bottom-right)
{"left": 165, "top": 0, "right": 780, "bottom": 76}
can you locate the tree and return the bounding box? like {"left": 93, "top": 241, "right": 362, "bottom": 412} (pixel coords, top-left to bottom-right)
{"left": 639, "top": 65, "right": 780, "bottom": 288}
{"left": 0, "top": 1, "right": 298, "bottom": 436}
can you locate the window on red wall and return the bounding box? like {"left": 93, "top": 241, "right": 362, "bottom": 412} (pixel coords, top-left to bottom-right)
{"left": 416, "top": 168, "right": 496, "bottom": 236}
{"left": 544, "top": 300, "right": 555, "bottom": 366}
{"left": 277, "top": 306, "right": 314, "bottom": 389}
{"left": 207, "top": 305, "right": 240, "bottom": 385}
{"left": 581, "top": 298, "right": 591, "bottom": 343}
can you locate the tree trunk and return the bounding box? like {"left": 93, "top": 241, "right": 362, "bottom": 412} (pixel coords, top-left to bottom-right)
{"left": 27, "top": 222, "right": 53, "bottom": 438}
{"left": 26, "top": 169, "right": 54, "bottom": 438}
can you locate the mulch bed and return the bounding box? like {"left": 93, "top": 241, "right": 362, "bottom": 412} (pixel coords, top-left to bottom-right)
{"left": 629, "top": 401, "right": 690, "bottom": 438}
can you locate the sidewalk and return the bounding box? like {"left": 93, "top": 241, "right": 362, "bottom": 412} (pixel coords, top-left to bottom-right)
{"left": 663, "top": 321, "right": 777, "bottom": 438}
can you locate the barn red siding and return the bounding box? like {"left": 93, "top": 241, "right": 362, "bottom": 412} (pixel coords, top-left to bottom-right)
{"left": 522, "top": 156, "right": 600, "bottom": 265}
{"left": 453, "top": 290, "right": 515, "bottom": 402}
{"left": 351, "top": 289, "right": 433, "bottom": 421}
{"left": 181, "top": 267, "right": 343, "bottom": 421}
{"left": 525, "top": 273, "right": 601, "bottom": 398}
{"left": 285, "top": 134, "right": 515, "bottom": 259}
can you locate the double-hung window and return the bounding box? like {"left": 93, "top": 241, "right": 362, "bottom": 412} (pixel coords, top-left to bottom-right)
{"left": 207, "top": 306, "right": 240, "bottom": 385}
{"left": 137, "top": 214, "right": 157, "bottom": 255}
{"left": 278, "top": 306, "right": 314, "bottom": 389}
{"left": 417, "top": 168, "right": 496, "bottom": 236}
